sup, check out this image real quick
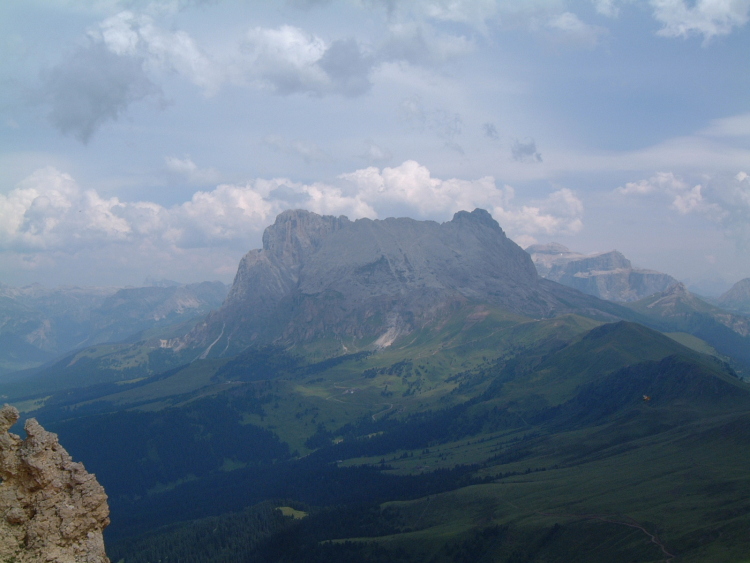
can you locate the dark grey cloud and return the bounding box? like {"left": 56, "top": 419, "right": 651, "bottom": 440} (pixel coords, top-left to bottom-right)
{"left": 43, "top": 42, "right": 158, "bottom": 143}
{"left": 511, "top": 138, "right": 542, "bottom": 162}
{"left": 431, "top": 109, "right": 462, "bottom": 140}
{"left": 483, "top": 122, "right": 498, "bottom": 140}
{"left": 400, "top": 96, "right": 464, "bottom": 153}
{"left": 319, "top": 38, "right": 374, "bottom": 97}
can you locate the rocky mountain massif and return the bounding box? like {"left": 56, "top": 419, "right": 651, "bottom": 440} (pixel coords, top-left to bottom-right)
{"left": 718, "top": 277, "right": 750, "bottom": 314}
{"left": 526, "top": 243, "right": 677, "bottom": 302}
{"left": 0, "top": 281, "right": 227, "bottom": 375}
{"left": 0, "top": 405, "right": 110, "bottom": 563}
{"left": 185, "top": 209, "right": 630, "bottom": 358}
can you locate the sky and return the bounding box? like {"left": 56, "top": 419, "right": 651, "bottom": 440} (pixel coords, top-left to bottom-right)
{"left": 1, "top": 0, "right": 749, "bottom": 295}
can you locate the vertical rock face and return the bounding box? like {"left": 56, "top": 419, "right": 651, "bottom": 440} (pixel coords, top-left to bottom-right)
{"left": 184, "top": 208, "right": 639, "bottom": 358}
{"left": 0, "top": 405, "right": 110, "bottom": 563}
{"left": 185, "top": 209, "right": 565, "bottom": 356}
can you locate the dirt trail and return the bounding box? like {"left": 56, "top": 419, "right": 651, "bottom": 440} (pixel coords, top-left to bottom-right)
{"left": 371, "top": 403, "right": 394, "bottom": 420}
{"left": 537, "top": 511, "right": 675, "bottom": 562}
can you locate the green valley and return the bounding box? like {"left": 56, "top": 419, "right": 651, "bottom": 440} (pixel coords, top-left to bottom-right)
{"left": 5, "top": 307, "right": 747, "bottom": 562}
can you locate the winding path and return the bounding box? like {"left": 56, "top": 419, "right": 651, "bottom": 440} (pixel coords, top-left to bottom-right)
{"left": 536, "top": 511, "right": 675, "bottom": 562}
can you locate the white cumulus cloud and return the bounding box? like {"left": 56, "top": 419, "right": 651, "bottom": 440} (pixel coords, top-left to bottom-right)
{"left": 165, "top": 156, "right": 222, "bottom": 185}
{"left": 591, "top": 0, "right": 621, "bottom": 17}
{"left": 546, "top": 12, "right": 607, "bottom": 47}
{"left": 0, "top": 167, "right": 131, "bottom": 251}
{"left": 381, "top": 21, "right": 474, "bottom": 65}
{"left": 237, "top": 25, "right": 374, "bottom": 96}
{"left": 650, "top": 0, "right": 750, "bottom": 42}
{"left": 616, "top": 171, "right": 688, "bottom": 195}
{"left": 616, "top": 171, "right": 707, "bottom": 214}
{"left": 94, "top": 10, "right": 223, "bottom": 94}
{"left": 1, "top": 162, "right": 583, "bottom": 262}
{"left": 615, "top": 171, "right": 750, "bottom": 249}
{"left": 339, "top": 160, "right": 583, "bottom": 237}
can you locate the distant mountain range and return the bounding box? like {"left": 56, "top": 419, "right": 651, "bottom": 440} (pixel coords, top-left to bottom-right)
{"left": 0, "top": 281, "right": 227, "bottom": 375}
{"left": 526, "top": 243, "right": 678, "bottom": 302}
{"left": 7, "top": 210, "right": 750, "bottom": 394}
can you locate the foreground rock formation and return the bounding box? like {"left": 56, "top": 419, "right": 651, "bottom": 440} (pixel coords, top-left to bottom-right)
{"left": 0, "top": 405, "right": 110, "bottom": 563}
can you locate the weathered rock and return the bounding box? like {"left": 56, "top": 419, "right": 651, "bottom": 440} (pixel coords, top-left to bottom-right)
{"left": 0, "top": 404, "right": 110, "bottom": 563}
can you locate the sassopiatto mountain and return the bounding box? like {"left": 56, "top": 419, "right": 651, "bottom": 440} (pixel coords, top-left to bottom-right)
{"left": 183, "top": 209, "right": 632, "bottom": 357}
{"left": 526, "top": 242, "right": 677, "bottom": 302}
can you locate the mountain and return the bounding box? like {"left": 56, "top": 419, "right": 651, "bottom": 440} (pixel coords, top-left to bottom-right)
{"left": 0, "top": 281, "right": 228, "bottom": 375}
{"left": 89, "top": 282, "right": 228, "bottom": 344}
{"left": 718, "top": 277, "right": 750, "bottom": 314}
{"left": 183, "top": 209, "right": 636, "bottom": 358}
{"left": 5, "top": 209, "right": 750, "bottom": 562}
{"left": 526, "top": 243, "right": 677, "bottom": 302}
{"left": 0, "top": 284, "right": 117, "bottom": 375}
{"left": 624, "top": 282, "right": 750, "bottom": 372}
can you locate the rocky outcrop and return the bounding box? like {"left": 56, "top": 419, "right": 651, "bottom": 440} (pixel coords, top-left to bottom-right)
{"left": 0, "top": 405, "right": 110, "bottom": 563}
{"left": 526, "top": 243, "right": 677, "bottom": 302}
{"left": 185, "top": 209, "right": 632, "bottom": 357}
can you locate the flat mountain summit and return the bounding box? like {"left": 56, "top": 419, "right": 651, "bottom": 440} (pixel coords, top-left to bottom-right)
{"left": 526, "top": 242, "right": 677, "bottom": 302}
{"left": 185, "top": 209, "right": 625, "bottom": 357}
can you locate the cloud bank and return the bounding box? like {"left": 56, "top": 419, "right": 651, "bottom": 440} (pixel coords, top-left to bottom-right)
{"left": 651, "top": 0, "right": 750, "bottom": 42}
{"left": 616, "top": 170, "right": 750, "bottom": 247}
{"left": 0, "top": 162, "right": 583, "bottom": 271}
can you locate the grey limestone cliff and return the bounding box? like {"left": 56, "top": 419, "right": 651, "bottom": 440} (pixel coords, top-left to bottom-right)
{"left": 186, "top": 209, "right": 627, "bottom": 357}
{"left": 527, "top": 243, "right": 677, "bottom": 302}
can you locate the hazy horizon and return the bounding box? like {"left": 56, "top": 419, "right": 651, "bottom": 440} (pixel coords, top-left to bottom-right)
{"left": 1, "top": 0, "right": 749, "bottom": 294}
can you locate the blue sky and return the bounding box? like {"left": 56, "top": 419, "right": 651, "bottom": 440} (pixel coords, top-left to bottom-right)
{"left": 1, "top": 0, "right": 749, "bottom": 295}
